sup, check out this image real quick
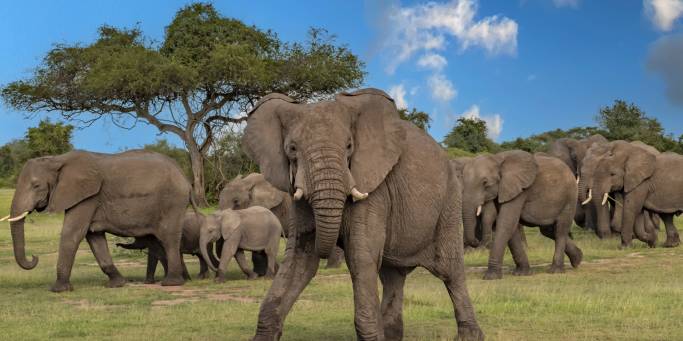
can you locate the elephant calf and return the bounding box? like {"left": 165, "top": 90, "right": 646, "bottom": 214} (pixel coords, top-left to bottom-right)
{"left": 462, "top": 150, "right": 583, "bottom": 280}
{"left": 200, "top": 207, "right": 282, "bottom": 282}
{"left": 116, "top": 211, "right": 219, "bottom": 283}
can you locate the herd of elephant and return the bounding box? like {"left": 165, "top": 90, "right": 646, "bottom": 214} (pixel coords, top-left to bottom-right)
{"left": 3, "top": 88, "right": 681, "bottom": 340}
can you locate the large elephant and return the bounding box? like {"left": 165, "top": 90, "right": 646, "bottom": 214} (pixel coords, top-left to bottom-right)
{"left": 219, "top": 173, "right": 344, "bottom": 271}
{"left": 3, "top": 150, "right": 192, "bottom": 292}
{"left": 199, "top": 207, "right": 282, "bottom": 282}
{"left": 548, "top": 134, "right": 607, "bottom": 230}
{"left": 579, "top": 140, "right": 681, "bottom": 248}
{"left": 462, "top": 151, "right": 583, "bottom": 280}
{"left": 243, "top": 89, "right": 483, "bottom": 340}
{"left": 116, "top": 211, "right": 220, "bottom": 283}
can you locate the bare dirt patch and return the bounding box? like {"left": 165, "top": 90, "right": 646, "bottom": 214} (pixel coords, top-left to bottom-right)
{"left": 62, "top": 298, "right": 109, "bottom": 310}
{"left": 132, "top": 283, "right": 257, "bottom": 306}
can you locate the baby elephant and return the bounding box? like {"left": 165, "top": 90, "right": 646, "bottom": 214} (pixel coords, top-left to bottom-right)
{"left": 117, "top": 211, "right": 219, "bottom": 283}
{"left": 200, "top": 207, "right": 282, "bottom": 282}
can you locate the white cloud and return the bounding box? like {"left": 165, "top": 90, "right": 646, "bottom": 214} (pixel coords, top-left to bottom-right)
{"left": 381, "top": 0, "right": 518, "bottom": 73}
{"left": 644, "top": 0, "right": 683, "bottom": 31}
{"left": 428, "top": 74, "right": 457, "bottom": 101}
{"left": 417, "top": 53, "right": 448, "bottom": 70}
{"left": 461, "top": 105, "right": 503, "bottom": 140}
{"left": 388, "top": 84, "right": 408, "bottom": 109}
{"left": 553, "top": 0, "right": 579, "bottom": 8}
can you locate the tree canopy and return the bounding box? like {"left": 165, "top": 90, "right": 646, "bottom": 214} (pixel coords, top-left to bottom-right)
{"left": 398, "top": 108, "right": 431, "bottom": 131}
{"left": 1, "top": 2, "right": 365, "bottom": 205}
{"left": 443, "top": 117, "right": 497, "bottom": 154}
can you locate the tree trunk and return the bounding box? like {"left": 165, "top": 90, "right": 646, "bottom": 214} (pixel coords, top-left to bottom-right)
{"left": 187, "top": 141, "right": 208, "bottom": 207}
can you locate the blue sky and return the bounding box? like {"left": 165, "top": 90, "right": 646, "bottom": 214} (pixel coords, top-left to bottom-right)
{"left": 1, "top": 0, "right": 682, "bottom": 151}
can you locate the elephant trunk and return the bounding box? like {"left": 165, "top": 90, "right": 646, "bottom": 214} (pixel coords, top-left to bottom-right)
{"left": 8, "top": 199, "right": 38, "bottom": 270}
{"left": 305, "top": 146, "right": 347, "bottom": 258}
{"left": 199, "top": 232, "right": 217, "bottom": 272}
{"left": 592, "top": 191, "right": 611, "bottom": 238}
{"left": 578, "top": 176, "right": 589, "bottom": 203}
{"left": 462, "top": 201, "right": 480, "bottom": 247}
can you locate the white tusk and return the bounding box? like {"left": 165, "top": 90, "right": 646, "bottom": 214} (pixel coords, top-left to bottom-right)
{"left": 581, "top": 189, "right": 592, "bottom": 206}
{"left": 601, "top": 193, "right": 609, "bottom": 206}
{"left": 351, "top": 187, "right": 368, "bottom": 202}
{"left": 0, "top": 215, "right": 10, "bottom": 222}
{"left": 7, "top": 211, "right": 29, "bottom": 222}
{"left": 576, "top": 176, "right": 580, "bottom": 184}
{"left": 476, "top": 205, "right": 482, "bottom": 217}
{"left": 293, "top": 188, "right": 304, "bottom": 201}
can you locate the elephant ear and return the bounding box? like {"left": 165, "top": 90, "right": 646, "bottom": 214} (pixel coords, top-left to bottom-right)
{"left": 496, "top": 150, "right": 538, "bottom": 203}
{"left": 624, "top": 145, "right": 656, "bottom": 193}
{"left": 246, "top": 173, "right": 283, "bottom": 209}
{"left": 242, "top": 94, "right": 298, "bottom": 193}
{"left": 336, "top": 88, "right": 405, "bottom": 194}
{"left": 48, "top": 151, "right": 102, "bottom": 213}
{"left": 219, "top": 210, "right": 241, "bottom": 239}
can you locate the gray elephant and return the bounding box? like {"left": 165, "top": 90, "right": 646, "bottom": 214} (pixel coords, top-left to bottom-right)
{"left": 579, "top": 140, "right": 681, "bottom": 248}
{"left": 244, "top": 89, "right": 483, "bottom": 340}
{"left": 548, "top": 134, "right": 607, "bottom": 230}
{"left": 462, "top": 150, "right": 583, "bottom": 280}
{"left": 199, "top": 206, "right": 282, "bottom": 282}
{"left": 116, "top": 211, "right": 220, "bottom": 283}
{"left": 219, "top": 173, "right": 344, "bottom": 271}
{"left": 3, "top": 150, "right": 192, "bottom": 292}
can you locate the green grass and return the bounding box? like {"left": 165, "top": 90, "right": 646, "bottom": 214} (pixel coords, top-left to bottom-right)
{"left": 1, "top": 188, "right": 682, "bottom": 340}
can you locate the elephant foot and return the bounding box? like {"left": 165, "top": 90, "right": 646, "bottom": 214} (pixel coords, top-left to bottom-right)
{"left": 197, "top": 272, "right": 209, "bottom": 280}
{"left": 106, "top": 276, "right": 127, "bottom": 288}
{"left": 597, "top": 231, "right": 612, "bottom": 239}
{"left": 144, "top": 278, "right": 156, "bottom": 284}
{"left": 663, "top": 235, "right": 681, "bottom": 248}
{"left": 547, "top": 265, "right": 565, "bottom": 274}
{"left": 482, "top": 269, "right": 502, "bottom": 280}
{"left": 456, "top": 322, "right": 485, "bottom": 341}
{"left": 214, "top": 276, "right": 227, "bottom": 283}
{"left": 512, "top": 267, "right": 532, "bottom": 276}
{"left": 161, "top": 276, "right": 185, "bottom": 287}
{"left": 569, "top": 248, "right": 583, "bottom": 268}
{"left": 618, "top": 242, "right": 634, "bottom": 250}
{"left": 50, "top": 281, "right": 74, "bottom": 293}
{"left": 246, "top": 273, "right": 259, "bottom": 280}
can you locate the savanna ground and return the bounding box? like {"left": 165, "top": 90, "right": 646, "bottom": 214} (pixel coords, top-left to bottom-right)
{"left": 0, "top": 188, "right": 682, "bottom": 340}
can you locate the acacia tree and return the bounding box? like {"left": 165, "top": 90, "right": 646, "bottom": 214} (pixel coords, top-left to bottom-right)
{"left": 2, "top": 3, "right": 364, "bottom": 205}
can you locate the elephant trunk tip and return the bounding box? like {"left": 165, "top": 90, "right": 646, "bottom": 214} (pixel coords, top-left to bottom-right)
{"left": 17, "top": 255, "right": 38, "bottom": 270}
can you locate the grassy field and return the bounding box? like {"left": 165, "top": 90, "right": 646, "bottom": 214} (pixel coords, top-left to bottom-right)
{"left": 0, "top": 188, "right": 682, "bottom": 340}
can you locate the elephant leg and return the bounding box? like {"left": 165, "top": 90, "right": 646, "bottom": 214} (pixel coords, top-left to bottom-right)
{"left": 539, "top": 225, "right": 583, "bottom": 269}
{"left": 484, "top": 196, "right": 525, "bottom": 280}
{"left": 157, "top": 214, "right": 185, "bottom": 287}
{"left": 85, "top": 232, "right": 126, "bottom": 288}
{"left": 197, "top": 254, "right": 209, "bottom": 279}
{"left": 610, "top": 192, "right": 624, "bottom": 233}
{"left": 145, "top": 252, "right": 158, "bottom": 284}
{"left": 215, "top": 238, "right": 240, "bottom": 283}
{"left": 235, "top": 250, "right": 258, "bottom": 280}
{"left": 254, "top": 231, "right": 320, "bottom": 340}
{"left": 574, "top": 202, "right": 586, "bottom": 228}
{"left": 509, "top": 227, "right": 531, "bottom": 276}
{"left": 661, "top": 213, "right": 681, "bottom": 248}
{"left": 180, "top": 255, "right": 191, "bottom": 281}
{"left": 326, "top": 246, "right": 344, "bottom": 269}
{"left": 379, "top": 265, "right": 411, "bottom": 340}
{"left": 51, "top": 200, "right": 97, "bottom": 292}
{"left": 651, "top": 212, "right": 661, "bottom": 230}
{"left": 621, "top": 187, "right": 650, "bottom": 248}
{"left": 252, "top": 251, "right": 268, "bottom": 277}
{"left": 264, "top": 247, "right": 278, "bottom": 278}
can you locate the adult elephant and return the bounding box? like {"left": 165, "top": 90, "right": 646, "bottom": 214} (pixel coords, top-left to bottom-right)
{"left": 579, "top": 141, "right": 681, "bottom": 248}
{"left": 462, "top": 151, "right": 583, "bottom": 280}
{"left": 219, "top": 173, "right": 344, "bottom": 271}
{"left": 2, "top": 150, "right": 192, "bottom": 292}
{"left": 243, "top": 89, "right": 483, "bottom": 340}
{"left": 548, "top": 134, "right": 607, "bottom": 230}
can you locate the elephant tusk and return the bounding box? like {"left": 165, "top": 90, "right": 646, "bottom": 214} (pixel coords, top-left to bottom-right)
{"left": 576, "top": 176, "right": 580, "bottom": 184}
{"left": 293, "top": 188, "right": 304, "bottom": 201}
{"left": 0, "top": 214, "right": 10, "bottom": 221}
{"left": 351, "top": 187, "right": 368, "bottom": 202}
{"left": 601, "top": 192, "right": 609, "bottom": 206}
{"left": 581, "top": 189, "right": 592, "bottom": 205}
{"left": 7, "top": 211, "right": 29, "bottom": 222}
{"left": 476, "top": 205, "right": 482, "bottom": 217}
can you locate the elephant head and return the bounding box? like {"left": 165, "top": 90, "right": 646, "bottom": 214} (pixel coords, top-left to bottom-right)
{"left": 199, "top": 209, "right": 240, "bottom": 272}
{"left": 461, "top": 150, "right": 538, "bottom": 246}
{"left": 3, "top": 151, "right": 101, "bottom": 270}
{"left": 548, "top": 134, "right": 607, "bottom": 177}
{"left": 579, "top": 141, "right": 656, "bottom": 240}
{"left": 242, "top": 89, "right": 404, "bottom": 258}
{"left": 219, "top": 173, "right": 284, "bottom": 211}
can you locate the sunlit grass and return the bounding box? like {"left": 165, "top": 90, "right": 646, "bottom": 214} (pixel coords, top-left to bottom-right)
{"left": 1, "top": 188, "right": 682, "bottom": 340}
